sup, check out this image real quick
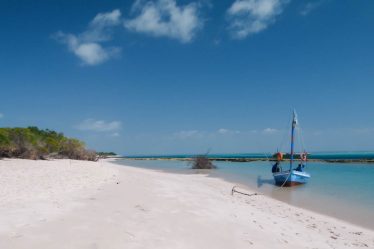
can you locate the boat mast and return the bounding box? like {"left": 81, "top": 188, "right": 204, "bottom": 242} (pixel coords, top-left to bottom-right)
{"left": 290, "top": 110, "right": 297, "bottom": 171}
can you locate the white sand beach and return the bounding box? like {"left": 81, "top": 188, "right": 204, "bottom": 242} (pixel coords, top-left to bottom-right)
{"left": 0, "top": 159, "right": 373, "bottom": 249}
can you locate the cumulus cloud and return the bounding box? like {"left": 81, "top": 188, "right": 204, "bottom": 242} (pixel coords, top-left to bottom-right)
{"left": 75, "top": 119, "right": 122, "bottom": 132}
{"left": 124, "top": 0, "right": 203, "bottom": 43}
{"left": 55, "top": 33, "right": 121, "bottom": 65}
{"left": 227, "top": 0, "right": 289, "bottom": 39}
{"left": 54, "top": 9, "right": 122, "bottom": 65}
{"left": 91, "top": 9, "right": 122, "bottom": 27}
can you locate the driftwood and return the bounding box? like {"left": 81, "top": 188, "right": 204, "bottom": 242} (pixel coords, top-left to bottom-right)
{"left": 191, "top": 155, "right": 216, "bottom": 169}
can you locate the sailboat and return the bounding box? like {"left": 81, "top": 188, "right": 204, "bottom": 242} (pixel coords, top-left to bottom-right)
{"left": 271, "top": 111, "right": 311, "bottom": 187}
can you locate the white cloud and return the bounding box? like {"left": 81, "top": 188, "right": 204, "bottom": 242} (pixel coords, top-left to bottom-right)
{"left": 124, "top": 0, "right": 203, "bottom": 43}
{"left": 55, "top": 33, "right": 121, "bottom": 65}
{"left": 91, "top": 9, "right": 122, "bottom": 27}
{"left": 0, "top": 113, "right": 3, "bottom": 119}
{"left": 171, "top": 128, "right": 278, "bottom": 140}
{"left": 262, "top": 127, "right": 278, "bottom": 134}
{"left": 110, "top": 132, "right": 121, "bottom": 137}
{"left": 227, "top": 0, "right": 289, "bottom": 39}
{"left": 75, "top": 119, "right": 122, "bottom": 132}
{"left": 54, "top": 9, "right": 122, "bottom": 65}
{"left": 82, "top": 9, "right": 122, "bottom": 42}
{"left": 218, "top": 128, "right": 240, "bottom": 135}
{"left": 173, "top": 128, "right": 281, "bottom": 139}
{"left": 300, "top": 1, "right": 323, "bottom": 16}
{"left": 218, "top": 128, "right": 229, "bottom": 134}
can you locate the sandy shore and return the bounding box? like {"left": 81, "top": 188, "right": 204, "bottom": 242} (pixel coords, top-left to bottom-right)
{"left": 0, "top": 159, "right": 373, "bottom": 248}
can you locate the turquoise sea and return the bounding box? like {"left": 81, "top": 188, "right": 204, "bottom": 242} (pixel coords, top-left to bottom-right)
{"left": 115, "top": 155, "right": 374, "bottom": 230}
{"left": 126, "top": 151, "right": 374, "bottom": 160}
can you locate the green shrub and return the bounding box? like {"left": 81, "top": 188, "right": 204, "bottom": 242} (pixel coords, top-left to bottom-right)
{"left": 0, "top": 127, "right": 97, "bottom": 161}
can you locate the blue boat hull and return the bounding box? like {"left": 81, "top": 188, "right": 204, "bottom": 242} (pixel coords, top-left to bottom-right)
{"left": 273, "top": 170, "right": 310, "bottom": 187}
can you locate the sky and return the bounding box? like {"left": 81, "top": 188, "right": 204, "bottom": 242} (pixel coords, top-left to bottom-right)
{"left": 0, "top": 0, "right": 374, "bottom": 155}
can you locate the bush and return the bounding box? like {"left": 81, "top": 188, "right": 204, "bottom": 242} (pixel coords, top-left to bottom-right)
{"left": 191, "top": 155, "right": 217, "bottom": 169}
{"left": 0, "top": 127, "right": 98, "bottom": 161}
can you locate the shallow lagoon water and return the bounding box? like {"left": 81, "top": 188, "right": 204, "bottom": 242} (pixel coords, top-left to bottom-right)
{"left": 115, "top": 159, "right": 374, "bottom": 230}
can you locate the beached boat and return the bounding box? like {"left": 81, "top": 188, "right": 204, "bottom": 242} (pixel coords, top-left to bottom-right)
{"left": 271, "top": 111, "right": 311, "bottom": 187}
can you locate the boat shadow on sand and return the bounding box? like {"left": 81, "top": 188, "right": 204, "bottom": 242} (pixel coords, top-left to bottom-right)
{"left": 257, "top": 175, "right": 275, "bottom": 188}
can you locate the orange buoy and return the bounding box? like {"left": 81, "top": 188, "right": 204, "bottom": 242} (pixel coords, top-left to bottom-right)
{"left": 276, "top": 152, "right": 283, "bottom": 161}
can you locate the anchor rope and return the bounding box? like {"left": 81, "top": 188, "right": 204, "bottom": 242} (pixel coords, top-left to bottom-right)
{"left": 231, "top": 186, "right": 262, "bottom": 197}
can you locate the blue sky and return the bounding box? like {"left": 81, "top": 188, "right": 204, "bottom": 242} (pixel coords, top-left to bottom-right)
{"left": 1, "top": 0, "right": 374, "bottom": 155}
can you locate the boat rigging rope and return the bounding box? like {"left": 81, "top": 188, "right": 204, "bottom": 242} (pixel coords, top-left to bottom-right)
{"left": 253, "top": 136, "right": 275, "bottom": 167}
{"left": 262, "top": 151, "right": 275, "bottom": 167}
{"left": 279, "top": 171, "right": 292, "bottom": 188}
{"left": 278, "top": 113, "right": 293, "bottom": 153}
{"left": 274, "top": 114, "right": 293, "bottom": 188}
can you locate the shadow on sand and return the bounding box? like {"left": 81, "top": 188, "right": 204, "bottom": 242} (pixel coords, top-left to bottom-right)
{"left": 257, "top": 175, "right": 275, "bottom": 188}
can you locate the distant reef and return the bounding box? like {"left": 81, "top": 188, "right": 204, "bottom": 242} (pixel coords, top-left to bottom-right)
{"left": 0, "top": 126, "right": 102, "bottom": 161}
{"left": 96, "top": 152, "right": 118, "bottom": 157}
{"left": 123, "top": 156, "right": 374, "bottom": 164}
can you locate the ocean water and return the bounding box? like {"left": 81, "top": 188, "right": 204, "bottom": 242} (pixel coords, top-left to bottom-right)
{"left": 115, "top": 158, "right": 374, "bottom": 230}
{"left": 127, "top": 151, "right": 374, "bottom": 160}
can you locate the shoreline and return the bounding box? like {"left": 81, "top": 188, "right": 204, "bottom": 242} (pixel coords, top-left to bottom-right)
{"left": 0, "top": 159, "right": 373, "bottom": 248}
{"left": 113, "top": 158, "right": 374, "bottom": 230}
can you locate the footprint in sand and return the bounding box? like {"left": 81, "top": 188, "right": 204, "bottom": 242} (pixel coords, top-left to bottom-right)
{"left": 350, "top": 231, "right": 363, "bottom": 235}
{"left": 245, "top": 240, "right": 254, "bottom": 245}
{"left": 135, "top": 204, "right": 149, "bottom": 212}
{"left": 352, "top": 242, "right": 369, "bottom": 247}
{"left": 125, "top": 231, "right": 135, "bottom": 239}
{"left": 307, "top": 224, "right": 317, "bottom": 229}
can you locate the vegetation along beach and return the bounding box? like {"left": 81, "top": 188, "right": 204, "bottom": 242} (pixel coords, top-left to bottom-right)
{"left": 1, "top": 0, "right": 374, "bottom": 248}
